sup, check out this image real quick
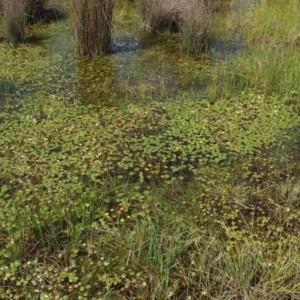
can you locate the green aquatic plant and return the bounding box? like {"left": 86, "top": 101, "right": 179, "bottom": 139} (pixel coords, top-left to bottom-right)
{"left": 1, "top": 91, "right": 300, "bottom": 298}
{"left": 1, "top": 1, "right": 300, "bottom": 298}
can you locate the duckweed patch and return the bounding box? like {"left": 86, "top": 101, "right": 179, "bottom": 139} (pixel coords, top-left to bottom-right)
{"left": 1, "top": 92, "right": 298, "bottom": 193}
{"left": 1, "top": 0, "right": 300, "bottom": 298}
{"left": 1, "top": 92, "right": 300, "bottom": 298}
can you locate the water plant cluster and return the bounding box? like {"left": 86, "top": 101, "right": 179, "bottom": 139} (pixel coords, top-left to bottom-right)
{"left": 1, "top": 91, "right": 300, "bottom": 299}
{"left": 1, "top": 0, "right": 300, "bottom": 299}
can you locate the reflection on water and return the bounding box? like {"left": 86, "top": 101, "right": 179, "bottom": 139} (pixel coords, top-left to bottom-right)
{"left": 211, "top": 39, "right": 243, "bottom": 54}
{"left": 75, "top": 56, "right": 114, "bottom": 106}
{"left": 0, "top": 0, "right": 254, "bottom": 109}
{"left": 36, "top": 22, "right": 212, "bottom": 106}
{"left": 112, "top": 37, "right": 140, "bottom": 53}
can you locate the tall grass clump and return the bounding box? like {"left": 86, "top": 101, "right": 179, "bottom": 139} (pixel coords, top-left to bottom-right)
{"left": 208, "top": 46, "right": 300, "bottom": 98}
{"left": 137, "top": 0, "right": 182, "bottom": 34}
{"left": 2, "top": 0, "right": 27, "bottom": 43}
{"left": 137, "top": 0, "right": 213, "bottom": 53}
{"left": 179, "top": 0, "right": 213, "bottom": 53}
{"left": 69, "top": 0, "right": 114, "bottom": 56}
{"left": 234, "top": 0, "right": 300, "bottom": 47}
{"left": 1, "top": 0, "right": 64, "bottom": 43}
{"left": 25, "top": 0, "right": 46, "bottom": 24}
{"left": 112, "top": 0, "right": 140, "bottom": 37}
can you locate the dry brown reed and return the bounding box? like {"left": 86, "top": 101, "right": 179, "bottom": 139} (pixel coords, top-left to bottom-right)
{"left": 137, "top": 0, "right": 182, "bottom": 34}
{"left": 1, "top": 0, "right": 64, "bottom": 43}
{"left": 26, "top": 0, "right": 47, "bottom": 24}
{"left": 179, "top": 0, "right": 213, "bottom": 53}
{"left": 2, "top": 0, "right": 27, "bottom": 43}
{"left": 69, "top": 0, "right": 114, "bottom": 56}
{"left": 137, "top": 0, "right": 213, "bottom": 53}
{"left": 25, "top": 0, "right": 66, "bottom": 24}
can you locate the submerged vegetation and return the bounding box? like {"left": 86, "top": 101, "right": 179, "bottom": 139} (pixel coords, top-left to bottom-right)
{"left": 1, "top": 0, "right": 300, "bottom": 298}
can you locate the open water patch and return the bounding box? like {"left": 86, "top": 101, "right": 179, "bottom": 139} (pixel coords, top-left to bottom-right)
{"left": 112, "top": 37, "right": 140, "bottom": 53}
{"left": 210, "top": 39, "right": 244, "bottom": 58}
{"left": 0, "top": 80, "right": 19, "bottom": 109}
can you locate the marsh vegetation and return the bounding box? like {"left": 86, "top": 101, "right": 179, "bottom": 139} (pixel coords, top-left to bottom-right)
{"left": 1, "top": 0, "right": 300, "bottom": 299}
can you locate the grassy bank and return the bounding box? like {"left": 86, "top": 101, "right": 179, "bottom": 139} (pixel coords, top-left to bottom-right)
{"left": 207, "top": 0, "right": 300, "bottom": 98}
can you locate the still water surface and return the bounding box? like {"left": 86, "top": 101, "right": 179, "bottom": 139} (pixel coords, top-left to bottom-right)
{"left": 0, "top": 1, "right": 251, "bottom": 110}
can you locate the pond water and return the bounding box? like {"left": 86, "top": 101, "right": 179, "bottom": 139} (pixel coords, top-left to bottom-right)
{"left": 0, "top": 1, "right": 248, "bottom": 110}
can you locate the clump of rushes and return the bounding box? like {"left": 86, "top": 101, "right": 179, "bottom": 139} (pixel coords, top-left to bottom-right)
{"left": 137, "top": 0, "right": 213, "bottom": 53}
{"left": 2, "top": 0, "right": 27, "bottom": 44}
{"left": 25, "top": 0, "right": 66, "bottom": 24}
{"left": 179, "top": 0, "right": 213, "bottom": 53}
{"left": 206, "top": 0, "right": 300, "bottom": 99}
{"left": 25, "top": 0, "right": 46, "bottom": 24}
{"left": 69, "top": 0, "right": 114, "bottom": 56}
{"left": 137, "top": 0, "right": 182, "bottom": 34}
{"left": 233, "top": 0, "right": 300, "bottom": 47}
{"left": 1, "top": 0, "right": 65, "bottom": 43}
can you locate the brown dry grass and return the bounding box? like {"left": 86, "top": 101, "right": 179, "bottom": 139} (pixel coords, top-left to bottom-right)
{"left": 69, "top": 0, "right": 114, "bottom": 56}
{"left": 179, "top": 0, "right": 213, "bottom": 53}
{"left": 137, "top": 0, "right": 213, "bottom": 53}
{"left": 2, "top": 0, "right": 27, "bottom": 43}
{"left": 25, "top": 0, "right": 66, "bottom": 24}
{"left": 1, "top": 0, "right": 64, "bottom": 43}
{"left": 137, "top": 0, "right": 182, "bottom": 33}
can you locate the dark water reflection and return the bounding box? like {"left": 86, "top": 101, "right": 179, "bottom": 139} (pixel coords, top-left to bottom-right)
{"left": 40, "top": 25, "right": 213, "bottom": 107}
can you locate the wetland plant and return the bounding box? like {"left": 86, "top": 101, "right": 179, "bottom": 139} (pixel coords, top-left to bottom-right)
{"left": 137, "top": 0, "right": 213, "bottom": 53}
{"left": 69, "top": 0, "right": 114, "bottom": 56}
{"left": 206, "top": 0, "right": 300, "bottom": 98}
{"left": 2, "top": 0, "right": 26, "bottom": 43}
{"left": 1, "top": 0, "right": 65, "bottom": 43}
{"left": 25, "top": 0, "right": 66, "bottom": 24}
{"left": 179, "top": 0, "right": 213, "bottom": 53}
{"left": 137, "top": 0, "right": 182, "bottom": 33}
{"left": 25, "top": 0, "right": 48, "bottom": 24}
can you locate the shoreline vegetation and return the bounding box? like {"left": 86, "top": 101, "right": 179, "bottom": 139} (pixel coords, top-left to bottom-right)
{"left": 1, "top": 0, "right": 300, "bottom": 299}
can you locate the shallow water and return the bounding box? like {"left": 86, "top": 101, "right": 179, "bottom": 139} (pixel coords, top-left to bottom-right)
{"left": 0, "top": 0, "right": 249, "bottom": 110}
